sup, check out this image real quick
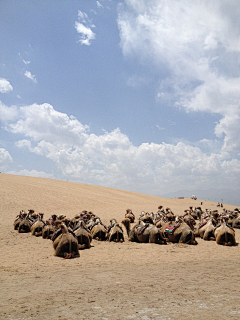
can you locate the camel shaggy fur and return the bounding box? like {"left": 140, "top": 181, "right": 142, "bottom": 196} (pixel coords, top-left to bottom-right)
{"left": 108, "top": 219, "right": 124, "bottom": 242}
{"left": 54, "top": 223, "right": 79, "bottom": 259}
{"left": 214, "top": 219, "right": 236, "bottom": 246}
{"left": 122, "top": 218, "right": 166, "bottom": 244}
{"left": 74, "top": 220, "right": 92, "bottom": 249}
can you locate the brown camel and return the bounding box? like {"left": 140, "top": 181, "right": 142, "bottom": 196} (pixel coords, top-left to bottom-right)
{"left": 53, "top": 223, "right": 79, "bottom": 259}
{"left": 160, "top": 220, "right": 198, "bottom": 245}
{"left": 122, "top": 218, "right": 166, "bottom": 244}
{"left": 31, "top": 213, "right": 45, "bottom": 237}
{"left": 125, "top": 209, "right": 135, "bottom": 223}
{"left": 108, "top": 219, "right": 124, "bottom": 242}
{"left": 14, "top": 210, "right": 25, "bottom": 230}
{"left": 74, "top": 220, "right": 92, "bottom": 249}
{"left": 214, "top": 219, "right": 236, "bottom": 246}
{"left": 227, "top": 212, "right": 240, "bottom": 228}
{"left": 42, "top": 220, "right": 55, "bottom": 239}
{"left": 91, "top": 222, "right": 108, "bottom": 241}
{"left": 139, "top": 212, "right": 154, "bottom": 224}
{"left": 198, "top": 217, "right": 216, "bottom": 241}
{"left": 18, "top": 213, "right": 32, "bottom": 233}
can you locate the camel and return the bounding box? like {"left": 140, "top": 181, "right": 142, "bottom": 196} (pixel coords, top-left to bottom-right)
{"left": 86, "top": 216, "right": 98, "bottom": 231}
{"left": 70, "top": 214, "right": 81, "bottom": 229}
{"left": 53, "top": 223, "right": 79, "bottom": 259}
{"left": 214, "top": 219, "right": 236, "bottom": 246}
{"left": 42, "top": 220, "right": 55, "bottom": 239}
{"left": 125, "top": 209, "right": 135, "bottom": 223}
{"left": 31, "top": 213, "right": 45, "bottom": 237}
{"left": 18, "top": 213, "right": 32, "bottom": 233}
{"left": 139, "top": 212, "right": 154, "bottom": 224}
{"left": 51, "top": 221, "right": 75, "bottom": 249}
{"left": 154, "top": 212, "right": 163, "bottom": 224}
{"left": 74, "top": 220, "right": 92, "bottom": 249}
{"left": 91, "top": 222, "right": 108, "bottom": 241}
{"left": 122, "top": 218, "right": 166, "bottom": 244}
{"left": 182, "top": 213, "right": 196, "bottom": 231}
{"left": 14, "top": 210, "right": 25, "bottom": 230}
{"left": 160, "top": 220, "right": 198, "bottom": 245}
{"left": 107, "top": 219, "right": 124, "bottom": 242}
{"left": 48, "top": 214, "right": 58, "bottom": 226}
{"left": 192, "top": 207, "right": 203, "bottom": 220}
{"left": 28, "top": 209, "right": 38, "bottom": 223}
{"left": 227, "top": 212, "right": 240, "bottom": 228}
{"left": 198, "top": 217, "right": 216, "bottom": 241}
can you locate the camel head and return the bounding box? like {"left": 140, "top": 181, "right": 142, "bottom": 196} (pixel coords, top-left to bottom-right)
{"left": 39, "top": 213, "right": 44, "bottom": 219}
{"left": 110, "top": 219, "right": 117, "bottom": 226}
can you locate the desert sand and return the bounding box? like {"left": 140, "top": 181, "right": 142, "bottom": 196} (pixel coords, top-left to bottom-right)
{"left": 0, "top": 173, "right": 240, "bottom": 320}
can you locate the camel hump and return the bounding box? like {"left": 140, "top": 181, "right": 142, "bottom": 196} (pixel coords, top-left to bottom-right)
{"left": 60, "top": 223, "right": 69, "bottom": 234}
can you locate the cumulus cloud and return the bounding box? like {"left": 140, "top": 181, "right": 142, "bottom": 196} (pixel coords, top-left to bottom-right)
{"left": 0, "top": 102, "right": 239, "bottom": 195}
{"left": 24, "top": 71, "right": 37, "bottom": 83}
{"left": 0, "top": 101, "right": 18, "bottom": 122}
{"left": 117, "top": 0, "right": 240, "bottom": 154}
{"left": 75, "top": 10, "right": 96, "bottom": 46}
{"left": 0, "top": 148, "right": 13, "bottom": 170}
{"left": 0, "top": 78, "right": 13, "bottom": 93}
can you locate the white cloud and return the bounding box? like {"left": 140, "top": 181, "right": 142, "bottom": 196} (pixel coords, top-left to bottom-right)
{"left": 75, "top": 11, "right": 96, "bottom": 46}
{"left": 0, "top": 101, "right": 18, "bottom": 122}
{"left": 0, "top": 78, "right": 13, "bottom": 93}
{"left": 0, "top": 148, "right": 13, "bottom": 170}
{"left": 0, "top": 102, "right": 239, "bottom": 195}
{"left": 24, "top": 71, "right": 37, "bottom": 83}
{"left": 96, "top": 1, "right": 103, "bottom": 9}
{"left": 23, "top": 59, "right": 31, "bottom": 65}
{"left": 117, "top": 0, "right": 240, "bottom": 154}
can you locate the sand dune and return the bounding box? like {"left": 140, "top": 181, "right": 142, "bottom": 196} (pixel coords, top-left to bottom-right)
{"left": 1, "top": 173, "right": 239, "bottom": 320}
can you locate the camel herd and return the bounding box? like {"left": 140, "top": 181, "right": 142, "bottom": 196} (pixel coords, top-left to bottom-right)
{"left": 13, "top": 206, "right": 240, "bottom": 259}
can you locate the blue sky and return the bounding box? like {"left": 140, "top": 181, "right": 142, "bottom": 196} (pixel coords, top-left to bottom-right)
{"left": 1, "top": 0, "right": 240, "bottom": 205}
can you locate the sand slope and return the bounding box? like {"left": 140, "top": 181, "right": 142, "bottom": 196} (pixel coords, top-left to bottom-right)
{"left": 0, "top": 173, "right": 240, "bottom": 320}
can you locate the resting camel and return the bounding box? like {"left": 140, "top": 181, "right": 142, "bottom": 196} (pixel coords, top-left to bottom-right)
{"left": 31, "top": 213, "right": 45, "bottom": 237}
{"left": 107, "top": 219, "right": 124, "bottom": 242}
{"left": 51, "top": 221, "right": 74, "bottom": 249}
{"left": 182, "top": 213, "right": 196, "bottom": 231}
{"left": 91, "top": 222, "right": 108, "bottom": 241}
{"left": 122, "top": 218, "right": 166, "bottom": 244}
{"left": 28, "top": 209, "right": 38, "bottom": 223}
{"left": 18, "top": 213, "right": 32, "bottom": 233}
{"left": 70, "top": 214, "right": 81, "bottom": 229}
{"left": 139, "top": 212, "right": 154, "bottom": 224}
{"left": 227, "top": 212, "right": 240, "bottom": 228}
{"left": 14, "top": 210, "right": 25, "bottom": 230}
{"left": 74, "top": 220, "right": 92, "bottom": 249}
{"left": 125, "top": 209, "right": 135, "bottom": 223}
{"left": 53, "top": 223, "right": 79, "bottom": 259}
{"left": 160, "top": 219, "right": 198, "bottom": 245}
{"left": 198, "top": 217, "right": 216, "bottom": 241}
{"left": 214, "top": 219, "right": 236, "bottom": 246}
{"left": 42, "top": 220, "right": 55, "bottom": 239}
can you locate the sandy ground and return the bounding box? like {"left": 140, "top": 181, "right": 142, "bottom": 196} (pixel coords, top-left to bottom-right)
{"left": 1, "top": 173, "right": 240, "bottom": 320}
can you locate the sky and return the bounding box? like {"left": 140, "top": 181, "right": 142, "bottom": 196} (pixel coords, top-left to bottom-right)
{"left": 0, "top": 0, "right": 240, "bottom": 205}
